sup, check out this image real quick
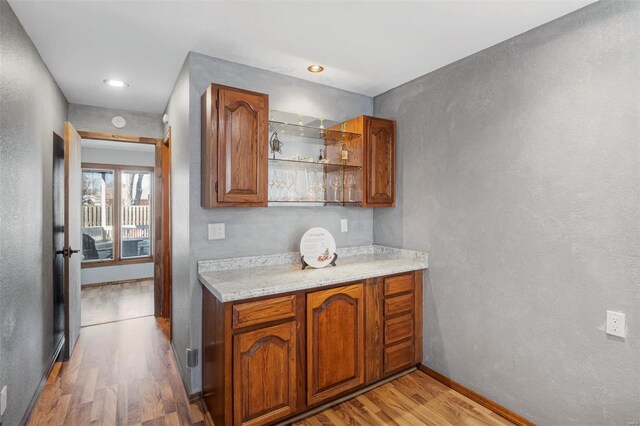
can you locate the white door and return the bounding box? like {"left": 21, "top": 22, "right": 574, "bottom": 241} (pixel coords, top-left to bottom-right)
{"left": 63, "top": 122, "right": 82, "bottom": 358}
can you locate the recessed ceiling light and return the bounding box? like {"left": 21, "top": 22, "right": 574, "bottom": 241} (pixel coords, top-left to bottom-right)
{"left": 307, "top": 65, "right": 324, "bottom": 73}
{"left": 103, "top": 79, "right": 129, "bottom": 88}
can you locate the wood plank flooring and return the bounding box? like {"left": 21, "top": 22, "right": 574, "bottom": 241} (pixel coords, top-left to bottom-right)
{"left": 293, "top": 371, "right": 515, "bottom": 426}
{"left": 28, "top": 315, "right": 514, "bottom": 426}
{"left": 81, "top": 280, "right": 154, "bottom": 326}
{"left": 27, "top": 316, "right": 207, "bottom": 426}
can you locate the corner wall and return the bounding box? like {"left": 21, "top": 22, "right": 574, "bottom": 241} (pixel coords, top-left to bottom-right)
{"left": 0, "top": 1, "right": 69, "bottom": 424}
{"left": 373, "top": 2, "right": 640, "bottom": 424}
{"left": 164, "top": 52, "right": 374, "bottom": 393}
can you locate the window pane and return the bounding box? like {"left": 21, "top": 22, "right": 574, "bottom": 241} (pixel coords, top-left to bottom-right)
{"left": 120, "top": 171, "right": 152, "bottom": 258}
{"left": 82, "top": 169, "right": 114, "bottom": 261}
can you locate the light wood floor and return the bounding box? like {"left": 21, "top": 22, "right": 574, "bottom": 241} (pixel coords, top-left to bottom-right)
{"left": 28, "top": 315, "right": 513, "bottom": 426}
{"left": 293, "top": 371, "right": 515, "bottom": 426}
{"left": 81, "top": 280, "right": 154, "bottom": 327}
{"left": 27, "top": 316, "right": 206, "bottom": 426}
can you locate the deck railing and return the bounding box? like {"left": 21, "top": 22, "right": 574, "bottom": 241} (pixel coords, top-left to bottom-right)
{"left": 82, "top": 205, "right": 150, "bottom": 241}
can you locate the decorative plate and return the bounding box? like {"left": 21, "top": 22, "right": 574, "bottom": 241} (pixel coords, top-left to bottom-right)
{"left": 300, "top": 227, "right": 336, "bottom": 269}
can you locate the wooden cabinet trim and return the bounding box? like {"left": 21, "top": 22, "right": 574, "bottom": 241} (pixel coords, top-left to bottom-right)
{"left": 307, "top": 284, "right": 365, "bottom": 406}
{"left": 201, "top": 83, "right": 268, "bottom": 208}
{"left": 216, "top": 86, "right": 267, "bottom": 204}
{"left": 384, "top": 313, "right": 414, "bottom": 346}
{"left": 232, "top": 295, "right": 296, "bottom": 329}
{"left": 202, "top": 269, "right": 424, "bottom": 425}
{"left": 233, "top": 322, "right": 297, "bottom": 425}
{"left": 384, "top": 292, "right": 414, "bottom": 317}
{"left": 364, "top": 277, "right": 383, "bottom": 384}
{"left": 363, "top": 116, "right": 396, "bottom": 207}
{"left": 383, "top": 340, "right": 415, "bottom": 375}
{"left": 383, "top": 273, "right": 415, "bottom": 297}
{"left": 414, "top": 270, "right": 423, "bottom": 364}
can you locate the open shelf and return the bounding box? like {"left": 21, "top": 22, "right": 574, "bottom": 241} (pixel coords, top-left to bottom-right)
{"left": 269, "top": 120, "right": 361, "bottom": 142}
{"left": 269, "top": 158, "right": 361, "bottom": 170}
{"left": 268, "top": 201, "right": 362, "bottom": 207}
{"left": 267, "top": 110, "right": 364, "bottom": 208}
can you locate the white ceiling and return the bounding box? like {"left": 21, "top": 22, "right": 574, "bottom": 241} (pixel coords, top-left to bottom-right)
{"left": 10, "top": 0, "right": 594, "bottom": 114}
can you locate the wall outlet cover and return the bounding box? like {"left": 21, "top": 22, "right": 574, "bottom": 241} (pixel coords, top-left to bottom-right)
{"left": 208, "top": 223, "right": 225, "bottom": 240}
{"left": 1, "top": 385, "right": 7, "bottom": 417}
{"left": 341, "top": 219, "right": 348, "bottom": 233}
{"left": 606, "top": 311, "right": 626, "bottom": 338}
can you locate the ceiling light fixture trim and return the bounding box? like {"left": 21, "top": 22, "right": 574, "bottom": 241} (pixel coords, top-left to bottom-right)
{"left": 307, "top": 65, "right": 324, "bottom": 73}
{"left": 103, "top": 79, "right": 129, "bottom": 88}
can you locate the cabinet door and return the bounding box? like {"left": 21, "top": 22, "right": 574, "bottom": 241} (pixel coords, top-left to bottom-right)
{"left": 233, "top": 322, "right": 297, "bottom": 426}
{"left": 307, "top": 284, "right": 365, "bottom": 405}
{"left": 366, "top": 117, "right": 395, "bottom": 206}
{"left": 217, "top": 86, "right": 268, "bottom": 204}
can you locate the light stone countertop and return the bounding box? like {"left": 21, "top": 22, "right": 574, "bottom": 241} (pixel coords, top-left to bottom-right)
{"left": 198, "top": 245, "right": 428, "bottom": 302}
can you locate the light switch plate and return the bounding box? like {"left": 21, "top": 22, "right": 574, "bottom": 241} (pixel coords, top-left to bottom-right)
{"left": 208, "top": 223, "right": 225, "bottom": 240}
{"left": 606, "top": 311, "right": 626, "bottom": 338}
{"left": 341, "top": 219, "right": 348, "bottom": 233}
{"left": 1, "top": 385, "right": 7, "bottom": 417}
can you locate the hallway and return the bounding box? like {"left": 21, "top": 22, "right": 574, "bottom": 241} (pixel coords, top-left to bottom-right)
{"left": 27, "top": 317, "right": 206, "bottom": 425}
{"left": 81, "top": 280, "right": 155, "bottom": 327}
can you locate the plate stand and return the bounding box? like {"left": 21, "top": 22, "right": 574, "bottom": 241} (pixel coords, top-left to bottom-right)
{"left": 301, "top": 253, "right": 338, "bottom": 270}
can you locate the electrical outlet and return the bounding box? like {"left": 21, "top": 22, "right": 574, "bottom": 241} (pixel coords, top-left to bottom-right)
{"left": 1, "top": 385, "right": 7, "bottom": 417}
{"left": 341, "top": 219, "right": 348, "bottom": 233}
{"left": 606, "top": 311, "right": 626, "bottom": 338}
{"left": 208, "top": 223, "right": 225, "bottom": 240}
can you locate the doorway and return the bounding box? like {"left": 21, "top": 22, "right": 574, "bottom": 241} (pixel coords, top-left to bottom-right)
{"left": 74, "top": 130, "right": 172, "bottom": 335}
{"left": 52, "top": 132, "right": 65, "bottom": 354}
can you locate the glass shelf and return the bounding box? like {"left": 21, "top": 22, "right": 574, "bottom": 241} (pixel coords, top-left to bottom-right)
{"left": 267, "top": 110, "right": 364, "bottom": 208}
{"left": 269, "top": 121, "right": 361, "bottom": 142}
{"left": 268, "top": 200, "right": 362, "bottom": 207}
{"left": 269, "top": 158, "right": 361, "bottom": 170}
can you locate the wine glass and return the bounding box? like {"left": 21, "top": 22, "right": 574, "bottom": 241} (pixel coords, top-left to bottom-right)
{"left": 275, "top": 170, "right": 286, "bottom": 200}
{"left": 315, "top": 171, "right": 327, "bottom": 201}
{"left": 305, "top": 169, "right": 316, "bottom": 201}
{"left": 344, "top": 174, "right": 356, "bottom": 202}
{"left": 328, "top": 173, "right": 342, "bottom": 202}
{"left": 268, "top": 168, "right": 276, "bottom": 201}
{"left": 286, "top": 171, "right": 298, "bottom": 201}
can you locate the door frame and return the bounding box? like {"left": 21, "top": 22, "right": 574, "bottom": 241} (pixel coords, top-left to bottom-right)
{"left": 77, "top": 130, "right": 172, "bottom": 334}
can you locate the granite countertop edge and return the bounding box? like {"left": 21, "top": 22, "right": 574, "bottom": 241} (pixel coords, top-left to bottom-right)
{"left": 198, "top": 245, "right": 428, "bottom": 302}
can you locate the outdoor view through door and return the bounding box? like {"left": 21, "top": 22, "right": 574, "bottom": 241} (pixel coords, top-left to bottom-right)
{"left": 76, "top": 130, "right": 170, "bottom": 335}
{"left": 81, "top": 166, "right": 153, "bottom": 265}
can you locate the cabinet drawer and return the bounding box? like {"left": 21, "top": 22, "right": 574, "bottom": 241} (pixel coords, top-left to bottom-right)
{"left": 384, "top": 293, "right": 414, "bottom": 317}
{"left": 383, "top": 340, "right": 415, "bottom": 375}
{"left": 232, "top": 295, "right": 295, "bottom": 329}
{"left": 383, "top": 273, "right": 414, "bottom": 296}
{"left": 384, "top": 313, "right": 414, "bottom": 345}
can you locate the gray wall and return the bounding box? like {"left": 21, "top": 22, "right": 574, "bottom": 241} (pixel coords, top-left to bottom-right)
{"left": 163, "top": 58, "right": 192, "bottom": 389}
{"left": 81, "top": 263, "right": 153, "bottom": 286}
{"left": 164, "top": 52, "right": 373, "bottom": 392}
{"left": 81, "top": 145, "right": 155, "bottom": 167}
{"left": 0, "top": 1, "right": 69, "bottom": 425}
{"left": 373, "top": 2, "right": 640, "bottom": 424}
{"left": 69, "top": 103, "right": 164, "bottom": 138}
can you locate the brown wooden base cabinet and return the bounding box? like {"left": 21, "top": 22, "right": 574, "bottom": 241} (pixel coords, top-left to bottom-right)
{"left": 202, "top": 270, "right": 423, "bottom": 426}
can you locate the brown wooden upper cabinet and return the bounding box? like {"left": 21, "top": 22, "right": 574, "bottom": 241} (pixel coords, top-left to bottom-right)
{"left": 338, "top": 115, "right": 396, "bottom": 207}
{"left": 201, "top": 84, "right": 269, "bottom": 207}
